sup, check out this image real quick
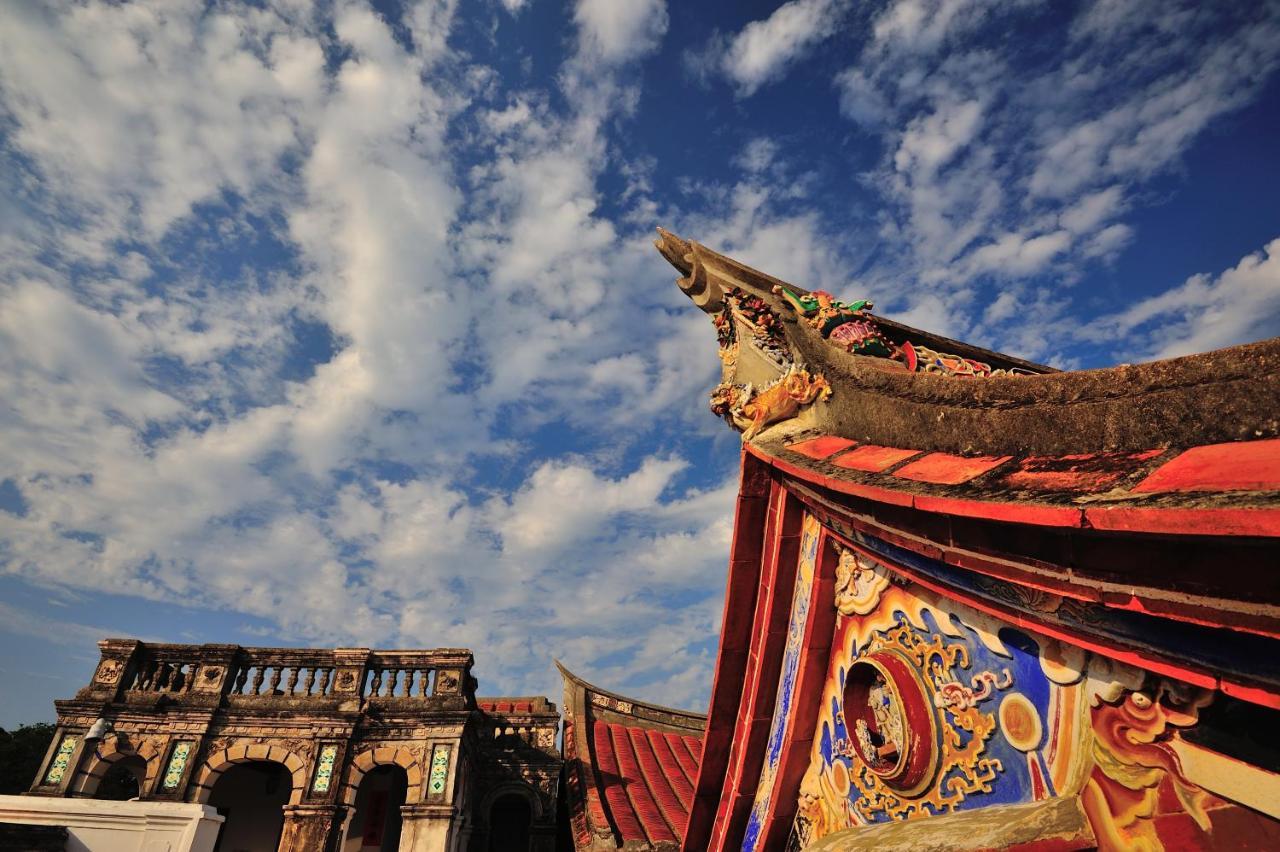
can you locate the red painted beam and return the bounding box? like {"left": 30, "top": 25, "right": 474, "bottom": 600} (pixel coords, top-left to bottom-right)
{"left": 682, "top": 451, "right": 773, "bottom": 852}
{"left": 784, "top": 480, "right": 1280, "bottom": 642}
{"left": 709, "top": 486, "right": 803, "bottom": 851}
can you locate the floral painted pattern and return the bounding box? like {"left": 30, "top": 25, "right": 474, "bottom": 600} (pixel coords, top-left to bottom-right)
{"left": 427, "top": 745, "right": 450, "bottom": 797}
{"left": 43, "top": 735, "right": 78, "bottom": 786}
{"left": 162, "top": 742, "right": 192, "bottom": 790}
{"left": 311, "top": 744, "right": 338, "bottom": 793}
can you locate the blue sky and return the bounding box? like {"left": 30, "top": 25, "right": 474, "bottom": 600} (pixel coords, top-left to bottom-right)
{"left": 1, "top": 0, "right": 1279, "bottom": 727}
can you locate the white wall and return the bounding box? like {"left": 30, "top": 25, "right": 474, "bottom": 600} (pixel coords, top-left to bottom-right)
{"left": 0, "top": 794, "right": 224, "bottom": 852}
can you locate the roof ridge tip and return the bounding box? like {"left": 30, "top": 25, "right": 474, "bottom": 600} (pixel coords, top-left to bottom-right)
{"left": 555, "top": 664, "right": 708, "bottom": 721}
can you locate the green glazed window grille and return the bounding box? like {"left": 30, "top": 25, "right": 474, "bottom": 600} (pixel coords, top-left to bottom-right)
{"left": 161, "top": 742, "right": 193, "bottom": 791}
{"left": 427, "top": 745, "right": 450, "bottom": 797}
{"left": 42, "top": 735, "right": 78, "bottom": 786}
{"left": 312, "top": 745, "right": 338, "bottom": 793}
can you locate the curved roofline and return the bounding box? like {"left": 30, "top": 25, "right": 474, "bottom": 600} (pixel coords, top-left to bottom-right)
{"left": 555, "top": 660, "right": 708, "bottom": 725}
{"left": 656, "top": 227, "right": 1280, "bottom": 457}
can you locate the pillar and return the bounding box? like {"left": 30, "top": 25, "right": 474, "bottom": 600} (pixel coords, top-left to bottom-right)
{"left": 398, "top": 803, "right": 459, "bottom": 851}
{"left": 278, "top": 803, "right": 345, "bottom": 852}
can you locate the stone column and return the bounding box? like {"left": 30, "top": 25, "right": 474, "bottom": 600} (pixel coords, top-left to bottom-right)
{"left": 398, "top": 803, "right": 459, "bottom": 852}
{"left": 278, "top": 803, "right": 345, "bottom": 852}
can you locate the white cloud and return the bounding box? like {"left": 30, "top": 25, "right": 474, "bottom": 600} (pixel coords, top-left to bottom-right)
{"left": 0, "top": 280, "right": 181, "bottom": 425}
{"left": 0, "top": 1, "right": 319, "bottom": 253}
{"left": 871, "top": 0, "right": 1014, "bottom": 55}
{"left": 574, "top": 0, "right": 669, "bottom": 65}
{"left": 966, "top": 229, "right": 1072, "bottom": 278}
{"left": 893, "top": 99, "right": 983, "bottom": 175}
{"left": 1059, "top": 186, "right": 1124, "bottom": 235}
{"left": 1085, "top": 237, "right": 1280, "bottom": 360}
{"left": 721, "top": 0, "right": 848, "bottom": 96}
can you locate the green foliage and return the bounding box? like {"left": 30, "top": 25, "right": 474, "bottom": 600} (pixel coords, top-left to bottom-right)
{"left": 0, "top": 723, "right": 56, "bottom": 794}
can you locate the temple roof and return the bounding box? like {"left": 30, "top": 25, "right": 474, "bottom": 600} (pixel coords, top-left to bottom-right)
{"left": 655, "top": 228, "right": 1280, "bottom": 538}
{"left": 557, "top": 662, "right": 706, "bottom": 851}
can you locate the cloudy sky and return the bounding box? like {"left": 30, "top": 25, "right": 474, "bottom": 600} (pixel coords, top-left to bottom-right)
{"left": 1, "top": 0, "right": 1279, "bottom": 726}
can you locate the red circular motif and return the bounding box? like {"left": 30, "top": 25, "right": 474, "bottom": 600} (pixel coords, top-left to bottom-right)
{"left": 842, "top": 650, "right": 940, "bottom": 797}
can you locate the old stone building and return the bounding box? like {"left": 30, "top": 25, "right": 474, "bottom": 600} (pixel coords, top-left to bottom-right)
{"left": 26, "top": 639, "right": 560, "bottom": 851}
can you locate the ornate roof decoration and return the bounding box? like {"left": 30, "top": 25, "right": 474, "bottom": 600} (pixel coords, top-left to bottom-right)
{"left": 655, "top": 228, "right": 1280, "bottom": 538}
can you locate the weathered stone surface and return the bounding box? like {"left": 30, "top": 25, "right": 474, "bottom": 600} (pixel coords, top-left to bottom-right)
{"left": 33, "top": 641, "right": 561, "bottom": 851}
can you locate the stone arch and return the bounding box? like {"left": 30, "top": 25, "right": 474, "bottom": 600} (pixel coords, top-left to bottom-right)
{"left": 189, "top": 743, "right": 308, "bottom": 805}
{"left": 478, "top": 780, "right": 544, "bottom": 823}
{"left": 340, "top": 746, "right": 423, "bottom": 807}
{"left": 71, "top": 736, "right": 161, "bottom": 797}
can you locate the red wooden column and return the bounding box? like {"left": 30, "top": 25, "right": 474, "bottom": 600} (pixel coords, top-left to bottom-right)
{"left": 683, "top": 451, "right": 774, "bottom": 851}
{"left": 707, "top": 485, "right": 804, "bottom": 851}
{"left": 758, "top": 528, "right": 840, "bottom": 848}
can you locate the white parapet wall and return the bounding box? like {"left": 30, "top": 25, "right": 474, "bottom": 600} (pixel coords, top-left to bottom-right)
{"left": 0, "top": 795, "right": 224, "bottom": 852}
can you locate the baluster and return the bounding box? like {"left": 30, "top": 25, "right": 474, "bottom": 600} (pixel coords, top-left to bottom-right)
{"left": 169, "top": 663, "right": 185, "bottom": 692}
{"left": 386, "top": 669, "right": 399, "bottom": 697}
{"left": 370, "top": 668, "right": 383, "bottom": 697}
{"left": 303, "top": 667, "right": 316, "bottom": 696}
{"left": 401, "top": 670, "right": 413, "bottom": 697}
{"left": 418, "top": 669, "right": 431, "bottom": 697}
{"left": 251, "top": 666, "right": 265, "bottom": 695}
{"left": 138, "top": 660, "right": 156, "bottom": 691}
{"left": 160, "top": 662, "right": 176, "bottom": 691}
{"left": 286, "top": 666, "right": 300, "bottom": 695}
{"left": 268, "top": 666, "right": 282, "bottom": 695}
{"left": 183, "top": 663, "right": 195, "bottom": 692}
{"left": 234, "top": 666, "right": 249, "bottom": 695}
{"left": 318, "top": 667, "right": 331, "bottom": 695}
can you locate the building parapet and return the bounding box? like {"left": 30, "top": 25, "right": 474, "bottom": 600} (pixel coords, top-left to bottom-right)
{"left": 74, "top": 639, "right": 477, "bottom": 712}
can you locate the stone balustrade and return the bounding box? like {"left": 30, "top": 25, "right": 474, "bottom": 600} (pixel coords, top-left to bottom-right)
{"left": 78, "top": 640, "right": 475, "bottom": 708}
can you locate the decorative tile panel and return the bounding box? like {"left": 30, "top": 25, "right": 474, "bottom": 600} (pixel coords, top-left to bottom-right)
{"left": 427, "top": 744, "right": 451, "bottom": 799}
{"left": 161, "top": 741, "right": 193, "bottom": 791}
{"left": 742, "top": 513, "right": 821, "bottom": 851}
{"left": 42, "top": 735, "right": 78, "bottom": 786}
{"left": 311, "top": 744, "right": 338, "bottom": 793}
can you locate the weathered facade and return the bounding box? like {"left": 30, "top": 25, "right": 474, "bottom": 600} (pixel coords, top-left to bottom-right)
{"left": 555, "top": 230, "right": 1280, "bottom": 851}
{"left": 29, "top": 639, "right": 560, "bottom": 851}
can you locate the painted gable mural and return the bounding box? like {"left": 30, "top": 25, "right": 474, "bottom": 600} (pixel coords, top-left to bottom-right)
{"left": 790, "top": 528, "right": 1271, "bottom": 851}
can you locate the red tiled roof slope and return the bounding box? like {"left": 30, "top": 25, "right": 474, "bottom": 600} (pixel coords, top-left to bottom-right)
{"left": 558, "top": 662, "right": 706, "bottom": 851}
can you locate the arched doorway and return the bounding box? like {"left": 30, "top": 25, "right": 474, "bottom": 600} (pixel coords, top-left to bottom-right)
{"left": 343, "top": 765, "right": 407, "bottom": 852}
{"left": 94, "top": 754, "right": 147, "bottom": 800}
{"left": 487, "top": 793, "right": 532, "bottom": 852}
{"left": 209, "top": 761, "right": 292, "bottom": 852}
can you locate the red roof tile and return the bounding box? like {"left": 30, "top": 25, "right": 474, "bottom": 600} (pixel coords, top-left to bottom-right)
{"left": 1003, "top": 450, "right": 1165, "bottom": 492}
{"left": 559, "top": 664, "right": 706, "bottom": 850}
{"left": 1133, "top": 439, "right": 1280, "bottom": 493}
{"left": 895, "top": 452, "right": 1012, "bottom": 485}
{"left": 831, "top": 444, "right": 921, "bottom": 472}
{"left": 786, "top": 435, "right": 856, "bottom": 459}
